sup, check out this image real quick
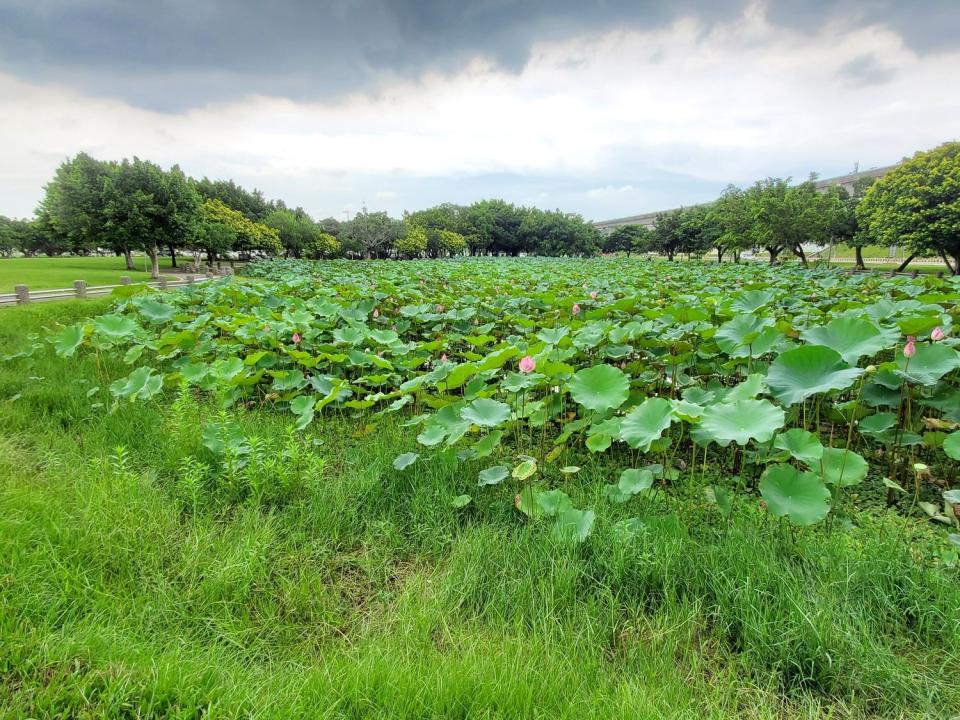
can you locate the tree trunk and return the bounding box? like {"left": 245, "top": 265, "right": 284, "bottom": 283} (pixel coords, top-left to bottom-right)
{"left": 733, "top": 250, "right": 741, "bottom": 264}
{"left": 716, "top": 247, "right": 724, "bottom": 264}
{"left": 168, "top": 243, "right": 177, "bottom": 268}
{"left": 854, "top": 245, "right": 865, "bottom": 269}
{"left": 767, "top": 246, "right": 780, "bottom": 264}
{"left": 123, "top": 246, "right": 135, "bottom": 270}
{"left": 147, "top": 244, "right": 160, "bottom": 279}
{"left": 895, "top": 253, "right": 917, "bottom": 272}
{"left": 793, "top": 244, "right": 808, "bottom": 266}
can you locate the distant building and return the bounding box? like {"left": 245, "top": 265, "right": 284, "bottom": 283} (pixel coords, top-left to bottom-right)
{"left": 592, "top": 164, "right": 899, "bottom": 233}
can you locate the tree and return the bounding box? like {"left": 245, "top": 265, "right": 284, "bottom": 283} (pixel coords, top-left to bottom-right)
{"left": 436, "top": 229, "right": 467, "bottom": 256}
{"left": 825, "top": 178, "right": 875, "bottom": 269}
{"left": 394, "top": 225, "right": 428, "bottom": 259}
{"left": 194, "top": 178, "right": 271, "bottom": 222}
{"left": 198, "top": 199, "right": 282, "bottom": 262}
{"left": 603, "top": 224, "right": 651, "bottom": 256}
{"left": 264, "top": 207, "right": 328, "bottom": 259}
{"left": 461, "top": 200, "right": 526, "bottom": 256}
{"left": 406, "top": 203, "right": 466, "bottom": 257}
{"left": 0, "top": 217, "right": 53, "bottom": 257}
{"left": 651, "top": 209, "right": 684, "bottom": 260}
{"left": 339, "top": 209, "right": 403, "bottom": 259}
{"left": 708, "top": 186, "right": 754, "bottom": 263}
{"left": 676, "top": 205, "right": 720, "bottom": 258}
{"left": 305, "top": 232, "right": 341, "bottom": 259}
{"left": 100, "top": 158, "right": 200, "bottom": 278}
{"left": 39, "top": 153, "right": 123, "bottom": 262}
{"left": 746, "top": 176, "right": 842, "bottom": 265}
{"left": 857, "top": 143, "right": 960, "bottom": 274}
{"left": 519, "top": 209, "right": 601, "bottom": 257}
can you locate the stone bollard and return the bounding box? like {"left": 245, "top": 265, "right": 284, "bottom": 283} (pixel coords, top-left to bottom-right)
{"left": 186, "top": 275, "right": 194, "bottom": 284}
{"left": 120, "top": 276, "right": 131, "bottom": 285}
{"left": 205, "top": 270, "right": 213, "bottom": 279}
{"left": 937, "top": 271, "right": 945, "bottom": 279}
{"left": 158, "top": 277, "right": 168, "bottom": 290}
{"left": 911, "top": 270, "right": 919, "bottom": 279}
{"left": 15, "top": 285, "right": 29, "bottom": 304}
{"left": 73, "top": 280, "right": 87, "bottom": 298}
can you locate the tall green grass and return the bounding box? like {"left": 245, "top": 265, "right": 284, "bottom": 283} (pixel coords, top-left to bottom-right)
{"left": 1, "top": 300, "right": 958, "bottom": 718}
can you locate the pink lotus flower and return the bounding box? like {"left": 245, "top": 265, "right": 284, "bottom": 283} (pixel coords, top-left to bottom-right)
{"left": 903, "top": 336, "right": 916, "bottom": 358}
{"left": 440, "top": 353, "right": 448, "bottom": 363}
{"left": 590, "top": 291, "right": 598, "bottom": 300}
{"left": 292, "top": 332, "right": 302, "bottom": 344}
{"left": 932, "top": 326, "right": 945, "bottom": 341}
{"left": 572, "top": 303, "right": 581, "bottom": 316}
{"left": 519, "top": 355, "right": 536, "bottom": 373}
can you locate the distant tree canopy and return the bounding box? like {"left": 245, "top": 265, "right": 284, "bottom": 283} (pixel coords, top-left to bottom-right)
{"left": 857, "top": 142, "right": 960, "bottom": 274}
{"left": 13, "top": 144, "right": 958, "bottom": 269}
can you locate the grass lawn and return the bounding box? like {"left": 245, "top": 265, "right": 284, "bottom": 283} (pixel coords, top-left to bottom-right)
{"left": 0, "top": 255, "right": 184, "bottom": 293}
{"left": 1, "top": 299, "right": 958, "bottom": 718}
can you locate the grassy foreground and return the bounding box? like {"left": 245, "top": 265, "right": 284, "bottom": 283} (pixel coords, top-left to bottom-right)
{"left": 0, "top": 256, "right": 183, "bottom": 293}
{"left": 1, "top": 300, "right": 959, "bottom": 718}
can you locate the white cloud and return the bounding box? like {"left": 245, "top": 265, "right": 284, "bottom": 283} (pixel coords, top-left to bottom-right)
{"left": 0, "top": 3, "right": 957, "bottom": 220}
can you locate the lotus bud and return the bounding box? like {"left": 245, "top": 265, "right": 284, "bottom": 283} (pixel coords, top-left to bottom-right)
{"left": 864, "top": 364, "right": 877, "bottom": 374}
{"left": 373, "top": 308, "right": 379, "bottom": 318}
{"left": 518, "top": 355, "right": 536, "bottom": 373}
{"left": 436, "top": 304, "right": 444, "bottom": 313}
{"left": 931, "top": 326, "right": 945, "bottom": 342}
{"left": 292, "top": 332, "right": 302, "bottom": 344}
{"left": 572, "top": 303, "right": 581, "bottom": 315}
{"left": 903, "top": 336, "right": 916, "bottom": 358}
{"left": 440, "top": 353, "right": 448, "bottom": 363}
{"left": 590, "top": 291, "right": 598, "bottom": 300}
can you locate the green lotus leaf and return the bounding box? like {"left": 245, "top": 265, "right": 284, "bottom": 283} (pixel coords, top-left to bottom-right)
{"left": 551, "top": 507, "right": 595, "bottom": 544}
{"left": 704, "top": 485, "right": 733, "bottom": 518}
{"left": 108, "top": 366, "right": 163, "bottom": 402}
{"left": 393, "top": 452, "right": 419, "bottom": 471}
{"left": 943, "top": 432, "right": 960, "bottom": 460}
{"left": 773, "top": 428, "right": 824, "bottom": 464}
{"left": 730, "top": 290, "right": 775, "bottom": 314}
{"left": 698, "top": 399, "right": 784, "bottom": 446}
{"left": 767, "top": 345, "right": 863, "bottom": 406}
{"left": 471, "top": 430, "right": 503, "bottom": 459}
{"left": 53, "top": 324, "right": 85, "bottom": 358}
{"left": 897, "top": 343, "right": 959, "bottom": 386}
{"left": 619, "top": 397, "right": 674, "bottom": 451}
{"left": 137, "top": 299, "right": 176, "bottom": 323}
{"left": 536, "top": 488, "right": 573, "bottom": 516}
{"left": 478, "top": 465, "right": 509, "bottom": 486}
{"left": 461, "top": 397, "right": 511, "bottom": 427}
{"left": 512, "top": 459, "right": 537, "bottom": 481}
{"left": 812, "top": 447, "right": 868, "bottom": 486}
{"left": 759, "top": 464, "right": 831, "bottom": 526}
{"left": 94, "top": 314, "right": 139, "bottom": 340}
{"left": 604, "top": 468, "right": 654, "bottom": 503}
{"left": 800, "top": 317, "right": 895, "bottom": 364}
{"left": 451, "top": 494, "right": 472, "bottom": 508}
{"left": 858, "top": 412, "right": 897, "bottom": 435}
{"left": 714, "top": 315, "right": 774, "bottom": 357}
{"left": 568, "top": 364, "right": 630, "bottom": 413}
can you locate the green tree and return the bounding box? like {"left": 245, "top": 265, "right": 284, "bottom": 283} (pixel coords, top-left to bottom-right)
{"left": 264, "top": 207, "right": 328, "bottom": 259}
{"left": 708, "top": 186, "right": 754, "bottom": 263}
{"left": 461, "top": 200, "right": 526, "bottom": 256}
{"left": 198, "top": 199, "right": 282, "bottom": 263}
{"left": 101, "top": 158, "right": 200, "bottom": 278}
{"left": 651, "top": 209, "right": 684, "bottom": 261}
{"left": 436, "top": 229, "right": 467, "bottom": 256}
{"left": 39, "top": 153, "right": 125, "bottom": 263}
{"left": 520, "top": 209, "right": 601, "bottom": 257}
{"left": 340, "top": 209, "right": 403, "bottom": 259}
{"left": 406, "top": 203, "right": 466, "bottom": 257}
{"left": 857, "top": 143, "right": 960, "bottom": 274}
{"left": 305, "top": 232, "right": 341, "bottom": 259}
{"left": 825, "top": 178, "right": 875, "bottom": 269}
{"left": 394, "top": 225, "right": 428, "bottom": 259}
{"left": 603, "top": 224, "right": 651, "bottom": 256}
{"left": 194, "top": 178, "right": 271, "bottom": 222}
{"left": 746, "top": 176, "right": 842, "bottom": 265}
{"left": 676, "top": 205, "right": 720, "bottom": 258}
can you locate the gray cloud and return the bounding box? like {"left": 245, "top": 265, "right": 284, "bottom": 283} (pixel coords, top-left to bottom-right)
{"left": 837, "top": 54, "right": 897, "bottom": 85}
{"left": 2, "top": 1, "right": 953, "bottom": 111}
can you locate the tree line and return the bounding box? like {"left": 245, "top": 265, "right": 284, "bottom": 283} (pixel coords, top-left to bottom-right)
{"left": 0, "top": 154, "right": 603, "bottom": 276}
{"left": 602, "top": 142, "right": 960, "bottom": 272}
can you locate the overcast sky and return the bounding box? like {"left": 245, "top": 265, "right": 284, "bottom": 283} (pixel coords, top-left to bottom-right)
{"left": 1, "top": 0, "right": 957, "bottom": 221}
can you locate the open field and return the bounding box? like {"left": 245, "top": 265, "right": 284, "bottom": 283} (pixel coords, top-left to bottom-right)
{"left": 2, "top": 258, "right": 959, "bottom": 718}
{"left": 0, "top": 255, "right": 184, "bottom": 293}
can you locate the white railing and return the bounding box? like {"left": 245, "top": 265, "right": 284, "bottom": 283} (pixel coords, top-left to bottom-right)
{"left": 0, "top": 272, "right": 223, "bottom": 307}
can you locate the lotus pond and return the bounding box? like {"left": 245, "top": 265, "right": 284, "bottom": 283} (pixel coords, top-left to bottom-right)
{"left": 46, "top": 257, "right": 960, "bottom": 554}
